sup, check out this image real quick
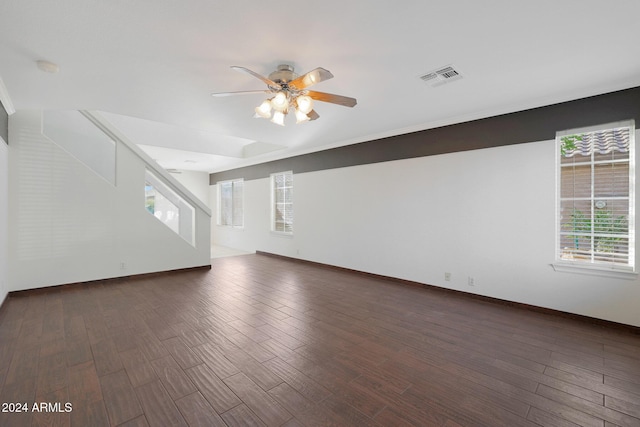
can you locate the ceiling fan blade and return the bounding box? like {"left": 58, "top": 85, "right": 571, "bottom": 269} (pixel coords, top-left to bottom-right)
{"left": 231, "top": 66, "right": 280, "bottom": 89}
{"left": 289, "top": 68, "right": 333, "bottom": 90}
{"left": 307, "top": 90, "right": 357, "bottom": 107}
{"left": 211, "top": 90, "right": 271, "bottom": 97}
{"left": 307, "top": 110, "right": 320, "bottom": 121}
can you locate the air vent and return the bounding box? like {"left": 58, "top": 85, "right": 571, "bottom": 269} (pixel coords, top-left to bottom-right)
{"left": 420, "top": 65, "right": 463, "bottom": 87}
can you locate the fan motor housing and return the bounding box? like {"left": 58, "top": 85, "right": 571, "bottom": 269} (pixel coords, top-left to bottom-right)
{"left": 268, "top": 64, "right": 298, "bottom": 84}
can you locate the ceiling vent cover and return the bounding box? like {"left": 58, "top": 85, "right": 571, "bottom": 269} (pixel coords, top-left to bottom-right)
{"left": 420, "top": 65, "right": 463, "bottom": 87}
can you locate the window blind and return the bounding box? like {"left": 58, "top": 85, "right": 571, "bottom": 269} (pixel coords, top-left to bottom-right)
{"left": 272, "top": 171, "right": 293, "bottom": 233}
{"left": 558, "top": 121, "right": 634, "bottom": 270}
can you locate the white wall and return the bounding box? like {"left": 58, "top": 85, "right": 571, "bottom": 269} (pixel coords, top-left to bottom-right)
{"left": 8, "top": 110, "right": 211, "bottom": 291}
{"left": 171, "top": 170, "right": 210, "bottom": 206}
{"left": 212, "top": 137, "right": 640, "bottom": 327}
{"left": 0, "top": 138, "right": 8, "bottom": 306}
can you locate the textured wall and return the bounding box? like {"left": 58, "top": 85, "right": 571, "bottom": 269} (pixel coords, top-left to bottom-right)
{"left": 8, "top": 110, "right": 211, "bottom": 291}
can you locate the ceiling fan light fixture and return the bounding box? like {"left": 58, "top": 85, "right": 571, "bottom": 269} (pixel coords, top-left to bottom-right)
{"left": 271, "top": 110, "right": 286, "bottom": 126}
{"left": 255, "top": 99, "right": 272, "bottom": 118}
{"left": 295, "top": 109, "right": 310, "bottom": 124}
{"left": 296, "top": 95, "right": 313, "bottom": 114}
{"left": 271, "top": 91, "right": 289, "bottom": 112}
{"left": 216, "top": 64, "right": 356, "bottom": 126}
{"left": 302, "top": 71, "right": 318, "bottom": 87}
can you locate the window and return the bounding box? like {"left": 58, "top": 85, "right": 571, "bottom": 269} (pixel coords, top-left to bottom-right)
{"left": 217, "top": 179, "right": 243, "bottom": 227}
{"left": 144, "top": 169, "right": 195, "bottom": 245}
{"left": 271, "top": 171, "right": 293, "bottom": 234}
{"left": 556, "top": 120, "right": 635, "bottom": 273}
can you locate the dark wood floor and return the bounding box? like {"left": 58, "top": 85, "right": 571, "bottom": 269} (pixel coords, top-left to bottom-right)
{"left": 1, "top": 254, "right": 640, "bottom": 427}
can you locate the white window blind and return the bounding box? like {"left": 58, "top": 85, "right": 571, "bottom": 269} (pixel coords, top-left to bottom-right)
{"left": 557, "top": 120, "right": 635, "bottom": 271}
{"left": 271, "top": 171, "right": 293, "bottom": 234}
{"left": 218, "top": 179, "right": 243, "bottom": 227}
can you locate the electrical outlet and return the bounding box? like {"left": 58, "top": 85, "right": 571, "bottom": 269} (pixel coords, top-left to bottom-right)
{"left": 468, "top": 276, "right": 475, "bottom": 286}
{"left": 120, "top": 262, "right": 126, "bottom": 270}
{"left": 444, "top": 272, "right": 451, "bottom": 281}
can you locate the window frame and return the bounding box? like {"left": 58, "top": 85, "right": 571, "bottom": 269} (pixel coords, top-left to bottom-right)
{"left": 270, "top": 171, "right": 293, "bottom": 235}
{"left": 217, "top": 178, "right": 244, "bottom": 228}
{"left": 553, "top": 120, "right": 636, "bottom": 278}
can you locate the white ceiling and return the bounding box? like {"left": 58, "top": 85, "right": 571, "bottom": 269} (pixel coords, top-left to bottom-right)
{"left": 2, "top": 0, "right": 640, "bottom": 173}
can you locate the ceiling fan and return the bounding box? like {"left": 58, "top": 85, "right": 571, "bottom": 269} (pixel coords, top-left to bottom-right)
{"left": 211, "top": 64, "right": 357, "bottom": 126}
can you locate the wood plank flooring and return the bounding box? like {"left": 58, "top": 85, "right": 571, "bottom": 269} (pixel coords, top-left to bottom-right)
{"left": 1, "top": 253, "right": 639, "bottom": 426}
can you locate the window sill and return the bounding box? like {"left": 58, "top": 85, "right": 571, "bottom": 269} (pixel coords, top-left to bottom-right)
{"left": 217, "top": 225, "right": 244, "bottom": 230}
{"left": 551, "top": 262, "right": 638, "bottom": 280}
{"left": 270, "top": 231, "right": 293, "bottom": 238}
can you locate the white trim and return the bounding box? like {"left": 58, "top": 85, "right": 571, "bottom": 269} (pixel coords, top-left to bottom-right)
{"left": 551, "top": 263, "right": 638, "bottom": 280}
{"left": 0, "top": 77, "right": 16, "bottom": 115}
